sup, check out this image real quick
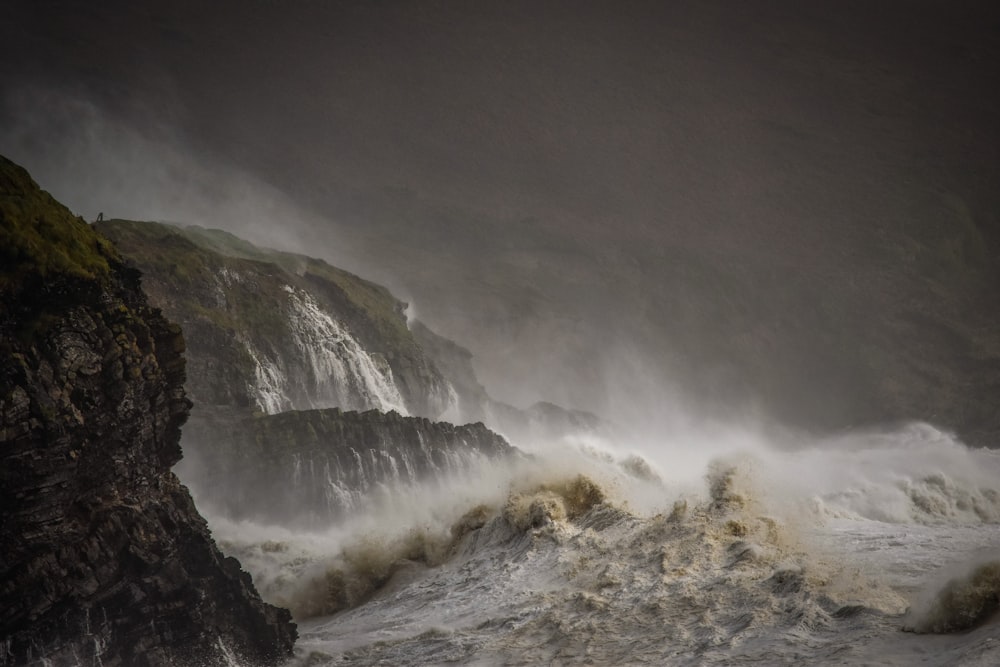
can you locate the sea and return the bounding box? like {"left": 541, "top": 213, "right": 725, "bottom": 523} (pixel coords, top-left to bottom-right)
{"left": 200, "top": 421, "right": 1000, "bottom": 666}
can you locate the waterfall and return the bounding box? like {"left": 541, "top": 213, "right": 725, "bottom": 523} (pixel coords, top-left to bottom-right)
{"left": 282, "top": 286, "right": 408, "bottom": 415}
{"left": 244, "top": 344, "right": 289, "bottom": 414}
{"left": 438, "top": 381, "right": 462, "bottom": 424}
{"left": 241, "top": 285, "right": 410, "bottom": 415}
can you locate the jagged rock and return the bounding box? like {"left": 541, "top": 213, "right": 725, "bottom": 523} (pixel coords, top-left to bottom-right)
{"left": 0, "top": 155, "right": 296, "bottom": 666}
{"left": 180, "top": 408, "right": 518, "bottom": 527}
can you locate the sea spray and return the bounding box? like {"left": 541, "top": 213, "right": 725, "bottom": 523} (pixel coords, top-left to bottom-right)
{"left": 284, "top": 449, "right": 907, "bottom": 665}
{"left": 502, "top": 475, "right": 606, "bottom": 531}
{"left": 772, "top": 425, "right": 1000, "bottom": 525}
{"left": 207, "top": 443, "right": 662, "bottom": 616}
{"left": 202, "top": 421, "right": 1000, "bottom": 664}
{"left": 621, "top": 421, "right": 1000, "bottom": 527}
{"left": 180, "top": 409, "right": 518, "bottom": 529}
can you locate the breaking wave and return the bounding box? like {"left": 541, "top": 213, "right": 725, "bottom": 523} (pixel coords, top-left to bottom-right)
{"left": 904, "top": 557, "right": 1000, "bottom": 633}
{"left": 211, "top": 464, "right": 633, "bottom": 622}
{"left": 202, "top": 421, "right": 1000, "bottom": 665}
{"left": 781, "top": 424, "right": 1000, "bottom": 525}
{"left": 279, "top": 457, "right": 911, "bottom": 665}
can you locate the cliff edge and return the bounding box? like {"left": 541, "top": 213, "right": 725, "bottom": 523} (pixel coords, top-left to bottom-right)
{"left": 0, "top": 155, "right": 296, "bottom": 665}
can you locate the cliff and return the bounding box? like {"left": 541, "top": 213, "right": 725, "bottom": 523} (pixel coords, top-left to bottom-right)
{"left": 95, "top": 220, "right": 456, "bottom": 420}
{"left": 96, "top": 220, "right": 607, "bottom": 450}
{"left": 409, "top": 319, "right": 491, "bottom": 424}
{"left": 0, "top": 156, "right": 296, "bottom": 665}
{"left": 179, "top": 408, "right": 517, "bottom": 528}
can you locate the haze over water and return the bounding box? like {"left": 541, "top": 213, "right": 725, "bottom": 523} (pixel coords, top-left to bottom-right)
{"left": 2, "top": 1, "right": 998, "bottom": 664}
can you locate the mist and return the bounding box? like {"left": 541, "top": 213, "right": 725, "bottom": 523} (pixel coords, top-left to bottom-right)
{"left": 0, "top": 82, "right": 696, "bottom": 433}
{"left": 6, "top": 4, "right": 1000, "bottom": 664}
{"left": 0, "top": 88, "right": 333, "bottom": 262}
{"left": 2, "top": 0, "right": 999, "bottom": 443}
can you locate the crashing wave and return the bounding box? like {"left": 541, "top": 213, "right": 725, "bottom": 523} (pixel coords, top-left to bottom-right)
{"left": 203, "top": 422, "right": 1000, "bottom": 664}
{"left": 903, "top": 557, "right": 1000, "bottom": 633}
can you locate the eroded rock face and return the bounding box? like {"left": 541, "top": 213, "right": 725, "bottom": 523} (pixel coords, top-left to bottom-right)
{"left": 95, "top": 220, "right": 616, "bottom": 449}
{"left": 95, "top": 220, "right": 457, "bottom": 420}
{"left": 0, "top": 156, "right": 296, "bottom": 666}
{"left": 180, "top": 408, "right": 518, "bottom": 528}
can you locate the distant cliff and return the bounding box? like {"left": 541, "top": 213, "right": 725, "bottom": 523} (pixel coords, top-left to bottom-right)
{"left": 181, "top": 408, "right": 518, "bottom": 528}
{"left": 410, "top": 319, "right": 613, "bottom": 446}
{"left": 96, "top": 220, "right": 457, "bottom": 420}
{"left": 0, "top": 156, "right": 296, "bottom": 665}
{"left": 97, "top": 220, "right": 609, "bottom": 448}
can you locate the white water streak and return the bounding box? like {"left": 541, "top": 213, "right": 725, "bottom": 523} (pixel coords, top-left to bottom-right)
{"left": 245, "top": 344, "right": 288, "bottom": 414}
{"left": 242, "top": 284, "right": 409, "bottom": 415}
{"left": 283, "top": 286, "right": 408, "bottom": 415}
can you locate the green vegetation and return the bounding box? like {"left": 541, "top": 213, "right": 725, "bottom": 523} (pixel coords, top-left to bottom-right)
{"left": 96, "top": 220, "right": 289, "bottom": 336}
{"left": 301, "top": 258, "right": 415, "bottom": 359}
{"left": 0, "top": 156, "right": 118, "bottom": 294}
{"left": 178, "top": 225, "right": 414, "bottom": 354}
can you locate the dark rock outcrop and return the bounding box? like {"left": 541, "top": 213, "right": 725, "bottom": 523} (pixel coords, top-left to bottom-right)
{"left": 0, "top": 155, "right": 296, "bottom": 665}
{"left": 180, "top": 408, "right": 517, "bottom": 528}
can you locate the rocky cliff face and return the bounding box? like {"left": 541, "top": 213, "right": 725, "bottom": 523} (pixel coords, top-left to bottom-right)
{"left": 0, "top": 156, "right": 296, "bottom": 665}
{"left": 97, "top": 220, "right": 608, "bottom": 450}
{"left": 179, "top": 408, "right": 517, "bottom": 528}
{"left": 408, "top": 319, "right": 492, "bottom": 424}
{"left": 95, "top": 220, "right": 457, "bottom": 421}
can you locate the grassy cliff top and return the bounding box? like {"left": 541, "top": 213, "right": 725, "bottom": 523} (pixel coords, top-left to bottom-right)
{"left": 179, "top": 224, "right": 410, "bottom": 336}
{"left": 0, "top": 155, "right": 118, "bottom": 295}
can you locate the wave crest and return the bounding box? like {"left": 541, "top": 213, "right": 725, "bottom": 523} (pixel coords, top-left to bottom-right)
{"left": 260, "top": 474, "right": 612, "bottom": 619}
{"left": 503, "top": 475, "right": 606, "bottom": 531}
{"left": 904, "top": 559, "right": 1000, "bottom": 633}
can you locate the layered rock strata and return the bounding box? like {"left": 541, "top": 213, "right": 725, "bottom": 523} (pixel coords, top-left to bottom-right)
{"left": 180, "top": 407, "right": 517, "bottom": 527}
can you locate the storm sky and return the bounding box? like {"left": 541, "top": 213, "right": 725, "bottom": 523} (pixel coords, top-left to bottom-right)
{"left": 3, "top": 0, "right": 998, "bottom": 432}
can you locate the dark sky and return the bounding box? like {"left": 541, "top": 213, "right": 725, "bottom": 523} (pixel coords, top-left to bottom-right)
{"left": 3, "top": 0, "right": 999, "bottom": 427}
{"left": 6, "top": 1, "right": 997, "bottom": 226}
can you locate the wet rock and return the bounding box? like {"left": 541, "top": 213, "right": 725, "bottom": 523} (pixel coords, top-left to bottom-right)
{"left": 0, "top": 156, "right": 296, "bottom": 666}
{"left": 180, "top": 407, "right": 518, "bottom": 527}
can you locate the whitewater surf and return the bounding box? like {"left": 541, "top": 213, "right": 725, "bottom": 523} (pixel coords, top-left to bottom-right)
{"left": 197, "top": 422, "right": 1000, "bottom": 666}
